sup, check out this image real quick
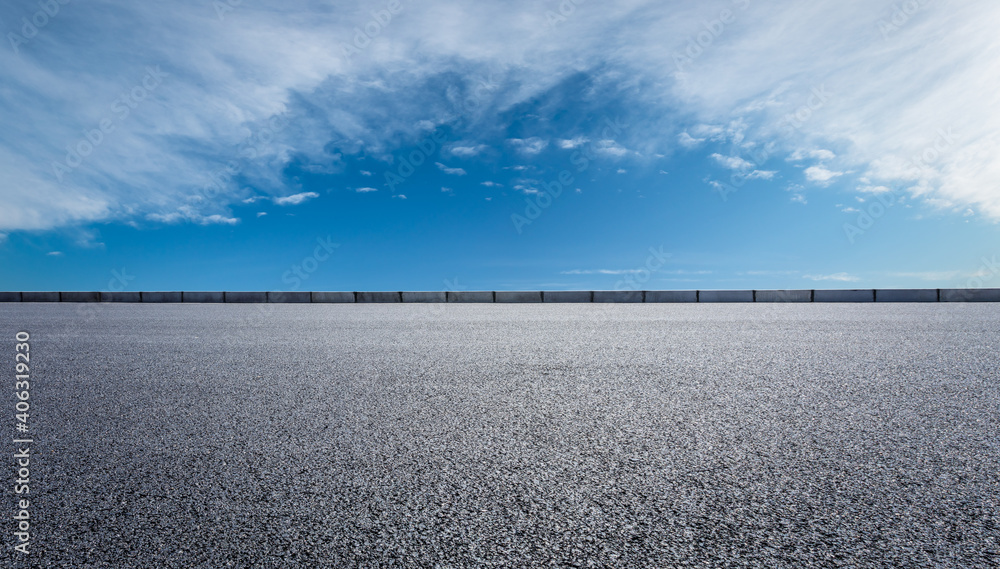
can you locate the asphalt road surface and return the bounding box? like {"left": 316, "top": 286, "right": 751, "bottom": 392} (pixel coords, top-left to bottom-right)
{"left": 2, "top": 303, "right": 998, "bottom": 568}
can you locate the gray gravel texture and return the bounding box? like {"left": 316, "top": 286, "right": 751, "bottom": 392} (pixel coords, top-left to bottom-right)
{"left": 1, "top": 303, "right": 998, "bottom": 568}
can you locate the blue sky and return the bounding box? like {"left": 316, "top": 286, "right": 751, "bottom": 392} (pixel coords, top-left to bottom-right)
{"left": 1, "top": 0, "right": 999, "bottom": 292}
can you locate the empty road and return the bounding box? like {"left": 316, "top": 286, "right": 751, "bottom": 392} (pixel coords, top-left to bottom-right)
{"left": 2, "top": 304, "right": 998, "bottom": 567}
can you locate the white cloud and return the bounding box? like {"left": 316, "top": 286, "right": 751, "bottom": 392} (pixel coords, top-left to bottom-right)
{"left": 595, "top": 139, "right": 629, "bottom": 157}
{"left": 507, "top": 137, "right": 548, "bottom": 155}
{"left": 146, "top": 207, "right": 239, "bottom": 225}
{"left": 711, "top": 153, "right": 753, "bottom": 171}
{"left": 257, "top": 211, "right": 268, "bottom": 217}
{"left": 558, "top": 137, "right": 589, "bottom": 149}
{"left": 666, "top": 2, "right": 1000, "bottom": 216}
{"left": 561, "top": 269, "right": 645, "bottom": 275}
{"left": 803, "top": 272, "right": 860, "bottom": 282}
{"left": 360, "top": 170, "right": 372, "bottom": 176}
{"left": 272, "top": 191, "right": 319, "bottom": 206}
{"left": 47, "top": 251, "right": 63, "bottom": 256}
{"left": 617, "top": 168, "right": 627, "bottom": 174}
{"left": 857, "top": 184, "right": 892, "bottom": 194}
{"left": 746, "top": 170, "right": 777, "bottom": 180}
{"left": 4, "top": 0, "right": 1000, "bottom": 235}
{"left": 743, "top": 270, "right": 798, "bottom": 276}
{"left": 678, "top": 132, "right": 704, "bottom": 148}
{"left": 201, "top": 214, "right": 240, "bottom": 225}
{"left": 450, "top": 144, "right": 489, "bottom": 157}
{"left": 791, "top": 194, "right": 807, "bottom": 204}
{"left": 889, "top": 271, "right": 960, "bottom": 281}
{"left": 481, "top": 181, "right": 502, "bottom": 187}
{"left": 355, "top": 187, "right": 378, "bottom": 193}
{"left": 789, "top": 149, "right": 836, "bottom": 162}
{"left": 435, "top": 162, "right": 467, "bottom": 176}
{"left": 805, "top": 166, "right": 843, "bottom": 184}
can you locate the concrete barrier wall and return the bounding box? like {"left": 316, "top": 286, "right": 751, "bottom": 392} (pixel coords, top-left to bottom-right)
{"left": 813, "top": 289, "right": 874, "bottom": 303}
{"left": 448, "top": 291, "right": 494, "bottom": 303}
{"left": 224, "top": 291, "right": 267, "bottom": 303}
{"left": 402, "top": 291, "right": 447, "bottom": 303}
{"left": 4, "top": 289, "right": 1000, "bottom": 303}
{"left": 755, "top": 290, "right": 812, "bottom": 303}
{"left": 496, "top": 291, "right": 542, "bottom": 303}
{"left": 700, "top": 290, "right": 754, "bottom": 303}
{"left": 312, "top": 292, "right": 355, "bottom": 303}
{"left": 267, "top": 291, "right": 311, "bottom": 303}
{"left": 183, "top": 291, "right": 224, "bottom": 303}
{"left": 542, "top": 291, "right": 592, "bottom": 303}
{"left": 63, "top": 291, "right": 100, "bottom": 302}
{"left": 102, "top": 291, "right": 140, "bottom": 302}
{"left": 646, "top": 290, "right": 697, "bottom": 303}
{"left": 357, "top": 291, "right": 401, "bottom": 303}
{"left": 875, "top": 289, "right": 938, "bottom": 302}
{"left": 142, "top": 292, "right": 183, "bottom": 303}
{"left": 940, "top": 288, "right": 1000, "bottom": 302}
{"left": 22, "top": 292, "right": 60, "bottom": 302}
{"left": 593, "top": 291, "right": 643, "bottom": 303}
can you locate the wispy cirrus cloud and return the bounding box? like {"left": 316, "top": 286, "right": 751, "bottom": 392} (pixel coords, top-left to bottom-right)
{"left": 803, "top": 272, "right": 859, "bottom": 282}
{"left": 561, "top": 269, "right": 645, "bottom": 275}
{"left": 805, "top": 166, "right": 844, "bottom": 184}
{"left": 147, "top": 207, "right": 239, "bottom": 225}
{"left": 245, "top": 191, "right": 320, "bottom": 206}
{"left": 711, "top": 153, "right": 754, "bottom": 171}
{"left": 449, "top": 144, "right": 489, "bottom": 157}
{"left": 507, "top": 137, "right": 548, "bottom": 155}
{"left": 557, "top": 137, "right": 589, "bottom": 149}
{"left": 435, "top": 162, "right": 467, "bottom": 176}
{"left": 3, "top": 0, "right": 1000, "bottom": 238}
